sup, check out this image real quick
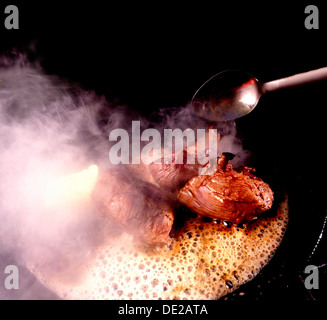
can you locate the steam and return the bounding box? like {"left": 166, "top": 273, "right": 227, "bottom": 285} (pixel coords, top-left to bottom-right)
{"left": 0, "top": 53, "right": 250, "bottom": 298}
{"left": 0, "top": 55, "right": 111, "bottom": 272}
{"left": 148, "top": 105, "right": 250, "bottom": 166}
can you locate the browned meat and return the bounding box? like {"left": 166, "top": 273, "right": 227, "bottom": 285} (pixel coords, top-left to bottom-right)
{"left": 92, "top": 169, "right": 174, "bottom": 246}
{"left": 177, "top": 153, "right": 274, "bottom": 224}
{"left": 149, "top": 149, "right": 204, "bottom": 191}
{"left": 149, "top": 131, "right": 220, "bottom": 191}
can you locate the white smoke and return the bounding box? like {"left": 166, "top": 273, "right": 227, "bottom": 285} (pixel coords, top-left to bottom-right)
{"left": 0, "top": 54, "right": 114, "bottom": 276}
{"left": 0, "top": 53, "right": 250, "bottom": 299}
{"left": 149, "top": 104, "right": 251, "bottom": 166}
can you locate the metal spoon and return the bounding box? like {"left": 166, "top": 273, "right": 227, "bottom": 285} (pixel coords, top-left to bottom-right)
{"left": 191, "top": 67, "right": 327, "bottom": 121}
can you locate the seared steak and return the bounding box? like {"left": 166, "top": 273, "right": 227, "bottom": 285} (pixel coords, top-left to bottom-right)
{"left": 177, "top": 153, "right": 274, "bottom": 223}
{"left": 149, "top": 131, "right": 220, "bottom": 192}
{"left": 92, "top": 169, "right": 174, "bottom": 245}
{"left": 149, "top": 149, "right": 204, "bottom": 192}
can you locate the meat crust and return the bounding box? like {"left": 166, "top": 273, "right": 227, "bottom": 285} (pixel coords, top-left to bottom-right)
{"left": 177, "top": 153, "right": 274, "bottom": 223}
{"left": 149, "top": 149, "right": 203, "bottom": 191}
{"left": 149, "top": 131, "right": 220, "bottom": 192}
{"left": 92, "top": 169, "right": 174, "bottom": 245}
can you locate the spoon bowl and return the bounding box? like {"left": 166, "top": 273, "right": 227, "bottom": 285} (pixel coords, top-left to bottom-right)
{"left": 192, "top": 70, "right": 262, "bottom": 121}
{"left": 192, "top": 67, "right": 327, "bottom": 122}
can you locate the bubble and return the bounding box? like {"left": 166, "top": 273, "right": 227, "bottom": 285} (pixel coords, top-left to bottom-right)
{"left": 29, "top": 194, "right": 289, "bottom": 300}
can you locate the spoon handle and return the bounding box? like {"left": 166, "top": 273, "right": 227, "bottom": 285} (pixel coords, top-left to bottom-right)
{"left": 262, "top": 67, "right": 327, "bottom": 93}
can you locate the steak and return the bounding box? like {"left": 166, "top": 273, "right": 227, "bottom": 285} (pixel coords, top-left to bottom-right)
{"left": 92, "top": 169, "right": 174, "bottom": 245}
{"left": 149, "top": 149, "right": 203, "bottom": 192}
{"left": 149, "top": 131, "right": 220, "bottom": 192}
{"left": 177, "top": 153, "right": 274, "bottom": 223}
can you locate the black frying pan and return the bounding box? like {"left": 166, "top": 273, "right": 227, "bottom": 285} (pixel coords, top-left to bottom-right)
{"left": 0, "top": 1, "right": 326, "bottom": 302}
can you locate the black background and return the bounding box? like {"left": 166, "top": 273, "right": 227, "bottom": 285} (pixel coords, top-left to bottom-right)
{"left": 1, "top": 0, "right": 327, "bottom": 302}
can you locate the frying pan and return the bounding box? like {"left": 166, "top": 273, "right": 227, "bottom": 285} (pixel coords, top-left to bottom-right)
{"left": 226, "top": 80, "right": 327, "bottom": 301}
{"left": 1, "top": 2, "right": 327, "bottom": 302}
{"left": 1, "top": 78, "right": 326, "bottom": 301}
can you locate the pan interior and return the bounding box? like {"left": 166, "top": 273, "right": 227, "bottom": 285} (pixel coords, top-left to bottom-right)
{"left": 27, "top": 194, "right": 288, "bottom": 300}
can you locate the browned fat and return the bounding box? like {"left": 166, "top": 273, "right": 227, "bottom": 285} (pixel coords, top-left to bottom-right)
{"left": 28, "top": 195, "right": 288, "bottom": 300}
